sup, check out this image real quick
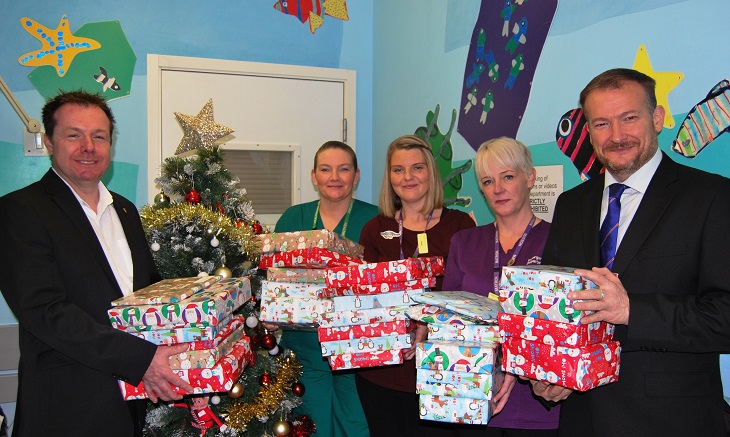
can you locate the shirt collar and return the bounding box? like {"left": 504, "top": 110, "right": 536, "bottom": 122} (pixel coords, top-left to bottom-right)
{"left": 604, "top": 148, "right": 662, "bottom": 194}
{"left": 52, "top": 168, "right": 113, "bottom": 212}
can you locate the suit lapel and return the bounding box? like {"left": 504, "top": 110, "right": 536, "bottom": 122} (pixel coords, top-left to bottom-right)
{"left": 42, "top": 170, "right": 123, "bottom": 296}
{"left": 613, "top": 154, "right": 678, "bottom": 274}
{"left": 581, "top": 177, "right": 604, "bottom": 267}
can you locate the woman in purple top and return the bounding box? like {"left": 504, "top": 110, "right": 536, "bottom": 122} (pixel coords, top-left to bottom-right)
{"left": 443, "top": 137, "right": 559, "bottom": 436}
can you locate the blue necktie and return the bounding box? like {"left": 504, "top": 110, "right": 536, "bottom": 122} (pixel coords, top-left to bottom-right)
{"left": 600, "top": 183, "right": 627, "bottom": 270}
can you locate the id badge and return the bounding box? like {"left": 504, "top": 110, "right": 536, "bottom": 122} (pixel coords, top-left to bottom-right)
{"left": 417, "top": 233, "right": 429, "bottom": 254}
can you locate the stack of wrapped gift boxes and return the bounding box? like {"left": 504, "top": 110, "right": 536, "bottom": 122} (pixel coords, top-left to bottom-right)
{"left": 319, "top": 256, "right": 445, "bottom": 370}
{"left": 498, "top": 265, "right": 621, "bottom": 391}
{"left": 407, "top": 291, "right": 503, "bottom": 425}
{"left": 107, "top": 276, "right": 254, "bottom": 399}
{"left": 258, "top": 230, "right": 366, "bottom": 330}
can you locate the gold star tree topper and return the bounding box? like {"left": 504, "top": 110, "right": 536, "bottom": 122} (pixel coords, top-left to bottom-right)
{"left": 174, "top": 99, "right": 234, "bottom": 155}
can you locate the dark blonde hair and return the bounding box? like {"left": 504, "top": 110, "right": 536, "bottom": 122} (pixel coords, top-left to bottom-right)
{"left": 475, "top": 137, "right": 533, "bottom": 182}
{"left": 313, "top": 141, "right": 357, "bottom": 171}
{"left": 378, "top": 135, "right": 443, "bottom": 217}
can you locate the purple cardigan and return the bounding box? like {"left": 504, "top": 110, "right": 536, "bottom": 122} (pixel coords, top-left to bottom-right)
{"left": 443, "top": 220, "right": 560, "bottom": 430}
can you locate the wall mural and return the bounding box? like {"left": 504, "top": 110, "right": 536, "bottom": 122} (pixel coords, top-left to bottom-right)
{"left": 18, "top": 14, "right": 136, "bottom": 101}
{"left": 415, "top": 105, "right": 473, "bottom": 208}
{"left": 273, "top": 0, "right": 349, "bottom": 34}
{"left": 457, "top": 0, "right": 558, "bottom": 151}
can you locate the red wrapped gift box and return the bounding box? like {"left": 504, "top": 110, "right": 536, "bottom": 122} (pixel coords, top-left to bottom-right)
{"left": 501, "top": 336, "right": 620, "bottom": 391}
{"left": 317, "top": 320, "right": 414, "bottom": 342}
{"left": 328, "top": 349, "right": 404, "bottom": 370}
{"left": 325, "top": 256, "right": 444, "bottom": 287}
{"left": 259, "top": 247, "right": 363, "bottom": 269}
{"left": 498, "top": 313, "right": 614, "bottom": 348}
{"left": 119, "top": 337, "right": 255, "bottom": 399}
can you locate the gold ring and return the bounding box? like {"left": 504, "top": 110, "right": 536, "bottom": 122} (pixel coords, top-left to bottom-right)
{"left": 600, "top": 289, "right": 605, "bottom": 301}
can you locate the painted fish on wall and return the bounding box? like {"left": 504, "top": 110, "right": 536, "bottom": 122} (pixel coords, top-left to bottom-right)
{"left": 672, "top": 78, "right": 730, "bottom": 158}
{"left": 273, "top": 0, "right": 349, "bottom": 34}
{"left": 555, "top": 108, "right": 603, "bottom": 181}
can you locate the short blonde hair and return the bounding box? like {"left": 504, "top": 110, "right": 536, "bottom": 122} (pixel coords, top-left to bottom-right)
{"left": 378, "top": 135, "right": 444, "bottom": 217}
{"left": 475, "top": 137, "right": 534, "bottom": 182}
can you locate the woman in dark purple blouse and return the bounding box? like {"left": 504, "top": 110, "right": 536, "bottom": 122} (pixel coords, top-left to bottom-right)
{"left": 443, "top": 137, "right": 560, "bottom": 436}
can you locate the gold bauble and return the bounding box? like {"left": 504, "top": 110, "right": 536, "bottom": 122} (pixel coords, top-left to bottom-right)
{"left": 214, "top": 265, "right": 233, "bottom": 279}
{"left": 229, "top": 382, "right": 245, "bottom": 399}
{"left": 272, "top": 420, "right": 290, "bottom": 437}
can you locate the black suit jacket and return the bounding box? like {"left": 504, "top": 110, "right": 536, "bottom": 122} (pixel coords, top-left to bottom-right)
{"left": 542, "top": 153, "right": 730, "bottom": 436}
{"left": 0, "top": 170, "right": 161, "bottom": 437}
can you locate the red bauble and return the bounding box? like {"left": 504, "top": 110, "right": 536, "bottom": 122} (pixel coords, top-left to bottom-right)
{"left": 184, "top": 190, "right": 201, "bottom": 203}
{"left": 261, "top": 333, "right": 277, "bottom": 350}
{"left": 253, "top": 222, "right": 263, "bottom": 234}
{"left": 260, "top": 372, "right": 274, "bottom": 386}
{"left": 291, "top": 381, "right": 305, "bottom": 397}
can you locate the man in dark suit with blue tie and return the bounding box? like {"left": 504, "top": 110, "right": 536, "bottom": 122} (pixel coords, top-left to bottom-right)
{"left": 533, "top": 68, "right": 730, "bottom": 436}
{"left": 0, "top": 91, "right": 194, "bottom": 436}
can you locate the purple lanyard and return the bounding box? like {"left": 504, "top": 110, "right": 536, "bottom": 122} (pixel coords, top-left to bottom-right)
{"left": 398, "top": 209, "right": 434, "bottom": 260}
{"left": 493, "top": 215, "right": 537, "bottom": 292}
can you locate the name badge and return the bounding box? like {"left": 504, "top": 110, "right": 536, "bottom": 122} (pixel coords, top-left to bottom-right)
{"left": 417, "top": 233, "right": 429, "bottom": 254}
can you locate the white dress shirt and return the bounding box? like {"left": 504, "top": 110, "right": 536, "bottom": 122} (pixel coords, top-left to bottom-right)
{"left": 54, "top": 169, "right": 134, "bottom": 296}
{"left": 600, "top": 148, "right": 662, "bottom": 250}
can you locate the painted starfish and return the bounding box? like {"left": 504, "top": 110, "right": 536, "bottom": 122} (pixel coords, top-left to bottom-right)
{"left": 18, "top": 14, "right": 101, "bottom": 77}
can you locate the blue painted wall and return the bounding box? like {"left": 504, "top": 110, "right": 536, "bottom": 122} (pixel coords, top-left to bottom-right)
{"left": 1, "top": 1, "right": 728, "bottom": 423}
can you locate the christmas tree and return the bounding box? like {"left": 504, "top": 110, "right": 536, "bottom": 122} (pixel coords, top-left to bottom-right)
{"left": 141, "top": 145, "right": 313, "bottom": 436}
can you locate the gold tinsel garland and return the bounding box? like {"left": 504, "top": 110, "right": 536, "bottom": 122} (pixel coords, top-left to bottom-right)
{"left": 222, "top": 354, "right": 303, "bottom": 431}
{"left": 140, "top": 202, "right": 260, "bottom": 258}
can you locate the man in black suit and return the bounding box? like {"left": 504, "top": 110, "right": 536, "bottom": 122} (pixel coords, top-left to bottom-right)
{"left": 0, "top": 91, "right": 193, "bottom": 436}
{"left": 534, "top": 68, "right": 730, "bottom": 436}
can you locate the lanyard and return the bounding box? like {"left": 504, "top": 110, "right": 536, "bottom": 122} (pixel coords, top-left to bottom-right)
{"left": 313, "top": 198, "right": 354, "bottom": 239}
{"left": 398, "top": 209, "right": 434, "bottom": 260}
{"left": 493, "top": 215, "right": 537, "bottom": 292}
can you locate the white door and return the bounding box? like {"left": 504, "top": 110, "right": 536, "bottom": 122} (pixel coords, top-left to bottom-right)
{"left": 147, "top": 54, "right": 356, "bottom": 227}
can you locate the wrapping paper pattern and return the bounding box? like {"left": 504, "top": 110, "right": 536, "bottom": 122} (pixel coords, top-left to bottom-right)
{"left": 108, "top": 277, "right": 251, "bottom": 329}
{"left": 416, "top": 340, "right": 498, "bottom": 374}
{"left": 261, "top": 280, "right": 328, "bottom": 299}
{"left": 411, "top": 291, "right": 501, "bottom": 323}
{"left": 186, "top": 315, "right": 243, "bottom": 351}
{"left": 115, "top": 315, "right": 233, "bottom": 345}
{"left": 416, "top": 369, "right": 493, "bottom": 400}
{"left": 499, "top": 265, "right": 599, "bottom": 323}
{"left": 406, "top": 304, "right": 481, "bottom": 324}
{"left": 325, "top": 256, "right": 444, "bottom": 287}
{"left": 259, "top": 247, "right": 363, "bottom": 269}
{"left": 317, "top": 320, "right": 413, "bottom": 342}
{"left": 319, "top": 305, "right": 411, "bottom": 328}
{"left": 111, "top": 275, "right": 222, "bottom": 306}
{"left": 320, "top": 333, "right": 413, "bottom": 357}
{"left": 501, "top": 337, "right": 621, "bottom": 391}
{"left": 259, "top": 296, "right": 334, "bottom": 325}
{"left": 498, "top": 313, "right": 614, "bottom": 347}
{"left": 328, "top": 349, "right": 403, "bottom": 370}
{"left": 320, "top": 278, "right": 437, "bottom": 296}
{"left": 419, "top": 394, "right": 491, "bottom": 424}
{"left": 330, "top": 289, "right": 424, "bottom": 311}
{"left": 266, "top": 267, "right": 327, "bottom": 283}
{"left": 258, "top": 229, "right": 365, "bottom": 258}
{"left": 169, "top": 321, "right": 245, "bottom": 369}
{"left": 119, "top": 337, "right": 255, "bottom": 399}
{"left": 427, "top": 323, "right": 500, "bottom": 343}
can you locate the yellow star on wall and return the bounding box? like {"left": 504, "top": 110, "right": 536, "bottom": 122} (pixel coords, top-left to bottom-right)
{"left": 174, "top": 99, "right": 234, "bottom": 155}
{"left": 17, "top": 15, "right": 101, "bottom": 77}
{"left": 632, "top": 44, "right": 684, "bottom": 129}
